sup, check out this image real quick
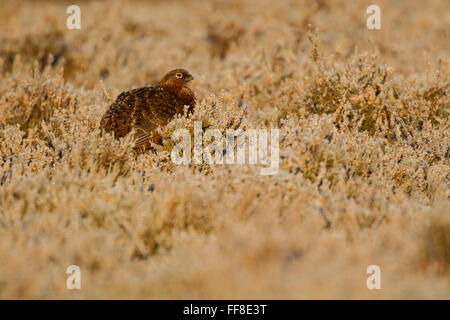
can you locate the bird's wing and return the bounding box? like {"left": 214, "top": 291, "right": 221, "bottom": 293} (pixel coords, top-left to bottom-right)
{"left": 133, "top": 129, "right": 154, "bottom": 151}
{"left": 132, "top": 87, "right": 176, "bottom": 149}
{"left": 100, "top": 88, "right": 143, "bottom": 138}
{"left": 102, "top": 85, "right": 188, "bottom": 151}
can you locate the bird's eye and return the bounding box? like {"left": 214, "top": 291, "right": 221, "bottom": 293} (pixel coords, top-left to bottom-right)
{"left": 176, "top": 73, "right": 183, "bottom": 79}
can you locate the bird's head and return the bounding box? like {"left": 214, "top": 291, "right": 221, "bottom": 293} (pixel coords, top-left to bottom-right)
{"left": 156, "top": 69, "right": 194, "bottom": 93}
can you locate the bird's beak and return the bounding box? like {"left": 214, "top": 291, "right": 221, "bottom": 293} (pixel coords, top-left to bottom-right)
{"left": 185, "top": 75, "right": 194, "bottom": 82}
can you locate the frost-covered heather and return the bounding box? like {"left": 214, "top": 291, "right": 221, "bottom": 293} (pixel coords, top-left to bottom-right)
{"left": 0, "top": 0, "right": 449, "bottom": 298}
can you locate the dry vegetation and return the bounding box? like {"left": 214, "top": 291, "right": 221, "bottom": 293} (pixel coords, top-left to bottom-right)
{"left": 0, "top": 0, "right": 449, "bottom": 299}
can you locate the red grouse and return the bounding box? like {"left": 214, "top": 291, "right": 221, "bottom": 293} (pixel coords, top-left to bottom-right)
{"left": 100, "top": 69, "right": 196, "bottom": 152}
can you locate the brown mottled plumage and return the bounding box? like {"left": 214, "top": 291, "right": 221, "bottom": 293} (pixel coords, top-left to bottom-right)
{"left": 100, "top": 69, "right": 196, "bottom": 152}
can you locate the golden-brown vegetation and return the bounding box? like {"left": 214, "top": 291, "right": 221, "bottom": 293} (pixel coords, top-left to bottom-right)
{"left": 0, "top": 0, "right": 449, "bottom": 298}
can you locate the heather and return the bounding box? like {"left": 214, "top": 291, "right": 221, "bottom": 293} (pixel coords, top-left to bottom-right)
{"left": 0, "top": 0, "right": 448, "bottom": 298}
